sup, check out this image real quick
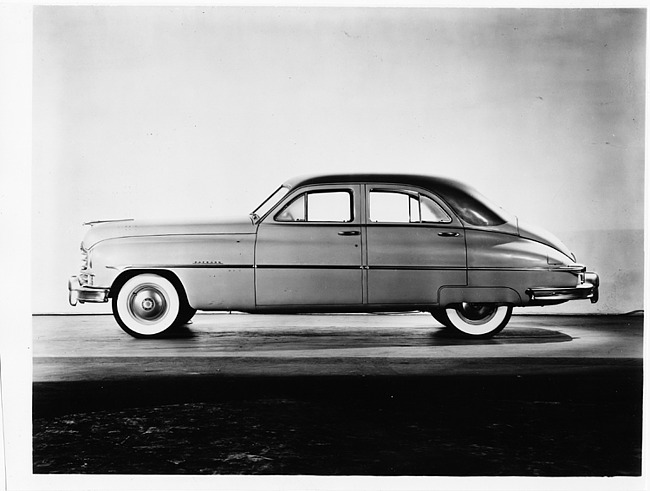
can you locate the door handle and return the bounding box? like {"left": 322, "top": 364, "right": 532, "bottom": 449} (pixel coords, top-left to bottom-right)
{"left": 438, "top": 232, "right": 461, "bottom": 237}
{"left": 338, "top": 230, "right": 360, "bottom": 236}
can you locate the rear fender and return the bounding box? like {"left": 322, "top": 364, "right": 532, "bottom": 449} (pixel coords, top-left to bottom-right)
{"left": 438, "top": 286, "right": 522, "bottom": 306}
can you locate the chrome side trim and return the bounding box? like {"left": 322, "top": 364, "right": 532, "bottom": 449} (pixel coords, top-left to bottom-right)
{"left": 118, "top": 264, "right": 255, "bottom": 269}
{"left": 118, "top": 264, "right": 580, "bottom": 272}
{"left": 470, "top": 265, "right": 585, "bottom": 273}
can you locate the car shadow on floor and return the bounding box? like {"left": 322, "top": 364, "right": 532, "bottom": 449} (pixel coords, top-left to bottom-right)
{"left": 429, "top": 327, "right": 573, "bottom": 345}
{"left": 152, "top": 323, "right": 573, "bottom": 348}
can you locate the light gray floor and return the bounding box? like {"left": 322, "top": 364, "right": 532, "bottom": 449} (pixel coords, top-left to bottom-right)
{"left": 33, "top": 313, "right": 643, "bottom": 382}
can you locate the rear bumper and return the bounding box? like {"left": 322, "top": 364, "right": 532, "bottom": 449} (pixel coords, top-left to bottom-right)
{"left": 526, "top": 272, "right": 599, "bottom": 305}
{"left": 68, "top": 276, "right": 110, "bottom": 306}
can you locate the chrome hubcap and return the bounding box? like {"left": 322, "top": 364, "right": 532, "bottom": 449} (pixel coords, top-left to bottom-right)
{"left": 129, "top": 286, "right": 167, "bottom": 322}
{"left": 456, "top": 303, "right": 498, "bottom": 324}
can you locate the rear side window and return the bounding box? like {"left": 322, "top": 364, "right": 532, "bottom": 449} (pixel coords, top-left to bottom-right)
{"left": 369, "top": 190, "right": 451, "bottom": 224}
{"left": 420, "top": 195, "right": 452, "bottom": 223}
{"left": 440, "top": 188, "right": 510, "bottom": 226}
{"left": 275, "top": 190, "right": 353, "bottom": 223}
{"left": 369, "top": 192, "right": 413, "bottom": 223}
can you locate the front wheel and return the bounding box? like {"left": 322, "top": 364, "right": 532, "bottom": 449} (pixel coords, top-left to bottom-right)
{"left": 113, "top": 274, "right": 182, "bottom": 338}
{"left": 444, "top": 303, "right": 512, "bottom": 338}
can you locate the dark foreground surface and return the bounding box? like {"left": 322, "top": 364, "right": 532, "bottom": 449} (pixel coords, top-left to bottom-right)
{"left": 34, "top": 367, "right": 641, "bottom": 476}
{"left": 32, "top": 314, "right": 643, "bottom": 476}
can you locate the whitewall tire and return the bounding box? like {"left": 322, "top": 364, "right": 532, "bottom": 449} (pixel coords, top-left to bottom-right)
{"left": 444, "top": 303, "right": 512, "bottom": 338}
{"left": 113, "top": 274, "right": 181, "bottom": 338}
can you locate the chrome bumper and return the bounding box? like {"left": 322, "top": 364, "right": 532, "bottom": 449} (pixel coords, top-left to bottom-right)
{"left": 526, "top": 272, "right": 599, "bottom": 304}
{"left": 68, "top": 276, "right": 110, "bottom": 306}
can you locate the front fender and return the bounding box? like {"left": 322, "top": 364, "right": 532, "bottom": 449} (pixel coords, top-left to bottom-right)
{"left": 91, "top": 234, "right": 255, "bottom": 269}
{"left": 89, "top": 234, "right": 256, "bottom": 310}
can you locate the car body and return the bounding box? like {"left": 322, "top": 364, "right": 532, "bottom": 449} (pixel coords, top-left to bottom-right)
{"left": 68, "top": 173, "right": 599, "bottom": 338}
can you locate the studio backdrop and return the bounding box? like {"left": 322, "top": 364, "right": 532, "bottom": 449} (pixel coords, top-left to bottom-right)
{"left": 32, "top": 7, "right": 645, "bottom": 315}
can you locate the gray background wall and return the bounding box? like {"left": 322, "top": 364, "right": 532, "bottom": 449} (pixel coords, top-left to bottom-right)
{"left": 32, "top": 7, "right": 645, "bottom": 315}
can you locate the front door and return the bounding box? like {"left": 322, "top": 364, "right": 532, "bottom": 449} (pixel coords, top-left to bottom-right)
{"left": 255, "top": 184, "right": 363, "bottom": 306}
{"left": 364, "top": 185, "right": 467, "bottom": 305}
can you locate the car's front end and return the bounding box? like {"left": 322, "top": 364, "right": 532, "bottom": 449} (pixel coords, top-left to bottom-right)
{"left": 67, "top": 216, "right": 258, "bottom": 339}
{"left": 67, "top": 243, "right": 111, "bottom": 306}
{"left": 67, "top": 219, "right": 134, "bottom": 306}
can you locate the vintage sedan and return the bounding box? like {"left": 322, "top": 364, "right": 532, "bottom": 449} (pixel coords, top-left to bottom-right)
{"left": 68, "top": 174, "right": 599, "bottom": 339}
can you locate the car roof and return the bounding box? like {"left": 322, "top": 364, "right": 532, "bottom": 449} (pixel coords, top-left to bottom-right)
{"left": 283, "top": 173, "right": 475, "bottom": 196}
{"left": 279, "top": 173, "right": 516, "bottom": 228}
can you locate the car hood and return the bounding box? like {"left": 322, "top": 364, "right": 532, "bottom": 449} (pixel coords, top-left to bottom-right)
{"left": 516, "top": 219, "right": 574, "bottom": 261}
{"left": 82, "top": 217, "right": 256, "bottom": 249}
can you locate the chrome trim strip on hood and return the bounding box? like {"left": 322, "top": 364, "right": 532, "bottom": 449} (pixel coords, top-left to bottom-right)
{"left": 83, "top": 218, "right": 134, "bottom": 226}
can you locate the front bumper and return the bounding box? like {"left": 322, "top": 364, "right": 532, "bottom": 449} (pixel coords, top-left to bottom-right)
{"left": 68, "top": 276, "right": 110, "bottom": 306}
{"left": 526, "top": 272, "right": 599, "bottom": 305}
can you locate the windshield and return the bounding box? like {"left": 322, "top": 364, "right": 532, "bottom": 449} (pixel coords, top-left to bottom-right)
{"left": 251, "top": 186, "right": 290, "bottom": 222}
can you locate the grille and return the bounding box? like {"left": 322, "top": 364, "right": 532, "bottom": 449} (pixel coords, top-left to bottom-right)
{"left": 80, "top": 246, "right": 89, "bottom": 272}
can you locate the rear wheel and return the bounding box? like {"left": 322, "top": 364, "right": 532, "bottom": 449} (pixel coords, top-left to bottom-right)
{"left": 444, "top": 303, "right": 512, "bottom": 338}
{"left": 113, "top": 274, "right": 182, "bottom": 338}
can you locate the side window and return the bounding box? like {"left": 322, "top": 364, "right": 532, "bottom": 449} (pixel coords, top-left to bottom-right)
{"left": 308, "top": 191, "right": 352, "bottom": 222}
{"left": 276, "top": 195, "right": 305, "bottom": 222}
{"left": 369, "top": 189, "right": 451, "bottom": 224}
{"left": 275, "top": 190, "right": 353, "bottom": 223}
{"left": 369, "top": 191, "right": 415, "bottom": 223}
{"left": 420, "top": 195, "right": 452, "bottom": 223}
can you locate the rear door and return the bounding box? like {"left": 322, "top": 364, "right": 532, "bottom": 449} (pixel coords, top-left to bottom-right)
{"left": 364, "top": 185, "right": 467, "bottom": 305}
{"left": 255, "top": 184, "right": 363, "bottom": 306}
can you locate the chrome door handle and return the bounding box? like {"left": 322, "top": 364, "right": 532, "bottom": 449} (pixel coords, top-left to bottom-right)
{"left": 338, "top": 230, "right": 360, "bottom": 236}
{"left": 438, "top": 232, "right": 461, "bottom": 237}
